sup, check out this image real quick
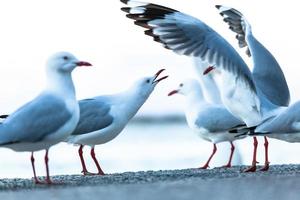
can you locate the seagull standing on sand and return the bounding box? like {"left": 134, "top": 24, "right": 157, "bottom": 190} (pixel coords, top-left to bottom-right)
{"left": 121, "top": 1, "right": 290, "bottom": 171}
{"left": 216, "top": 5, "right": 290, "bottom": 172}
{"left": 168, "top": 79, "right": 246, "bottom": 169}
{"left": 67, "top": 69, "right": 168, "bottom": 175}
{"left": 0, "top": 52, "right": 92, "bottom": 184}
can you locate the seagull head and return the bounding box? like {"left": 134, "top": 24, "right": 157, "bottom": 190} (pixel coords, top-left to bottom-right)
{"left": 133, "top": 68, "right": 168, "bottom": 97}
{"left": 46, "top": 52, "right": 92, "bottom": 73}
{"left": 168, "top": 79, "right": 201, "bottom": 96}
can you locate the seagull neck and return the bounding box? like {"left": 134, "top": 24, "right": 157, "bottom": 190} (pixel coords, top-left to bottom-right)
{"left": 185, "top": 90, "right": 206, "bottom": 106}
{"left": 118, "top": 88, "right": 150, "bottom": 120}
{"left": 46, "top": 70, "right": 76, "bottom": 99}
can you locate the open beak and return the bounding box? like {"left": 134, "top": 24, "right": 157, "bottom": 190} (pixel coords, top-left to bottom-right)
{"left": 76, "top": 61, "right": 92, "bottom": 67}
{"left": 203, "top": 66, "right": 215, "bottom": 75}
{"left": 152, "top": 69, "right": 168, "bottom": 84}
{"left": 168, "top": 90, "right": 178, "bottom": 96}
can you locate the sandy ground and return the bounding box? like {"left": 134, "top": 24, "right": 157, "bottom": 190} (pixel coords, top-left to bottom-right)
{"left": 1, "top": 165, "right": 300, "bottom": 200}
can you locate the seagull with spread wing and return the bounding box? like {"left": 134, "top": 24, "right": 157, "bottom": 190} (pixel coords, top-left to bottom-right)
{"left": 216, "top": 5, "right": 290, "bottom": 172}
{"left": 120, "top": 0, "right": 290, "bottom": 172}
{"left": 120, "top": 0, "right": 283, "bottom": 129}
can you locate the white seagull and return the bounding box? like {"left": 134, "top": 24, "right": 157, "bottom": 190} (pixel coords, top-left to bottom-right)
{"left": 168, "top": 79, "right": 246, "bottom": 169}
{"left": 120, "top": 0, "right": 282, "bottom": 129}
{"left": 67, "top": 69, "right": 168, "bottom": 175}
{"left": 216, "top": 5, "right": 290, "bottom": 172}
{"left": 0, "top": 52, "right": 92, "bottom": 184}
{"left": 121, "top": 1, "right": 290, "bottom": 172}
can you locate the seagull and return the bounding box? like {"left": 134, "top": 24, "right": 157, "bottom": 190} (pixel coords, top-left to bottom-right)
{"left": 168, "top": 79, "right": 247, "bottom": 169}
{"left": 120, "top": 0, "right": 282, "bottom": 129}
{"left": 216, "top": 5, "right": 290, "bottom": 172}
{"left": 121, "top": 1, "right": 290, "bottom": 172}
{"left": 67, "top": 69, "right": 168, "bottom": 175}
{"left": 0, "top": 52, "right": 92, "bottom": 184}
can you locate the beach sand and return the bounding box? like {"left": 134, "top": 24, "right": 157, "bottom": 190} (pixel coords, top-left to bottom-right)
{"left": 1, "top": 165, "right": 300, "bottom": 200}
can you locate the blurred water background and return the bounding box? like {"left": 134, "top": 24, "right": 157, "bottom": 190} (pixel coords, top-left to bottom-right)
{"left": 1, "top": 0, "right": 300, "bottom": 179}
{"left": 0, "top": 116, "right": 300, "bottom": 179}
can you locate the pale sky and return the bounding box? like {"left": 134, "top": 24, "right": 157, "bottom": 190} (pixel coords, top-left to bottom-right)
{"left": 0, "top": 0, "right": 299, "bottom": 116}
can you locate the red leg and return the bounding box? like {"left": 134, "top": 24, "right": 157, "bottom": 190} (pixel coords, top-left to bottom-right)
{"left": 260, "top": 136, "right": 270, "bottom": 171}
{"left": 31, "top": 152, "right": 42, "bottom": 184}
{"left": 44, "top": 149, "right": 53, "bottom": 184}
{"left": 78, "top": 145, "right": 94, "bottom": 175}
{"left": 244, "top": 137, "right": 258, "bottom": 172}
{"left": 199, "top": 144, "right": 217, "bottom": 169}
{"left": 222, "top": 142, "right": 235, "bottom": 168}
{"left": 90, "top": 147, "right": 105, "bottom": 175}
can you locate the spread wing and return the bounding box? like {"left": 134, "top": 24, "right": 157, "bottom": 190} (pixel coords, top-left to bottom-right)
{"left": 215, "top": 5, "right": 251, "bottom": 56}
{"left": 216, "top": 5, "right": 290, "bottom": 107}
{"left": 121, "top": 0, "right": 256, "bottom": 93}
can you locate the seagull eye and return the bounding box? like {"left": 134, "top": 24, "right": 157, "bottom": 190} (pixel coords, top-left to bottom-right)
{"left": 63, "top": 56, "right": 69, "bottom": 60}
{"left": 146, "top": 79, "right": 151, "bottom": 83}
{"left": 179, "top": 83, "right": 183, "bottom": 87}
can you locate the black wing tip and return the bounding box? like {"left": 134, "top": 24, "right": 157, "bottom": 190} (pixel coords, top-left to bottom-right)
{"left": 246, "top": 48, "right": 251, "bottom": 57}
{"left": 248, "top": 131, "right": 267, "bottom": 136}
{"left": 120, "top": 0, "right": 129, "bottom": 4}
{"left": 144, "top": 29, "right": 154, "bottom": 36}
{"left": 0, "top": 114, "right": 8, "bottom": 119}
{"left": 134, "top": 21, "right": 151, "bottom": 28}
{"left": 215, "top": 5, "right": 221, "bottom": 9}
{"left": 121, "top": 7, "right": 130, "bottom": 13}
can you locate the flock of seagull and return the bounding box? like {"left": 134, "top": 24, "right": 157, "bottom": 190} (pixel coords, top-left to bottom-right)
{"left": 0, "top": 0, "right": 299, "bottom": 184}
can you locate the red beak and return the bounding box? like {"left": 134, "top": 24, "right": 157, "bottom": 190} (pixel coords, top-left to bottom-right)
{"left": 76, "top": 61, "right": 92, "bottom": 67}
{"left": 203, "top": 66, "right": 215, "bottom": 75}
{"left": 168, "top": 90, "right": 178, "bottom": 96}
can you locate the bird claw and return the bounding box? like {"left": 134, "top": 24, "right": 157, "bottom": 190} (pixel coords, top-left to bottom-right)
{"left": 82, "top": 171, "right": 104, "bottom": 176}
{"left": 82, "top": 171, "right": 96, "bottom": 176}
{"left": 33, "top": 178, "right": 62, "bottom": 185}
{"left": 221, "top": 164, "right": 232, "bottom": 168}
{"left": 243, "top": 166, "right": 256, "bottom": 173}
{"left": 199, "top": 165, "right": 209, "bottom": 169}
{"left": 33, "top": 179, "right": 44, "bottom": 185}
{"left": 259, "top": 164, "right": 270, "bottom": 172}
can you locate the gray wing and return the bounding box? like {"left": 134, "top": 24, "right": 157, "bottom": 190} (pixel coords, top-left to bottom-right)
{"left": 215, "top": 5, "right": 250, "bottom": 56}
{"left": 254, "top": 101, "right": 300, "bottom": 134}
{"left": 216, "top": 5, "right": 290, "bottom": 107}
{"left": 195, "top": 105, "right": 243, "bottom": 133}
{"left": 71, "top": 98, "right": 114, "bottom": 135}
{"left": 121, "top": 1, "right": 256, "bottom": 93}
{"left": 0, "top": 94, "right": 72, "bottom": 144}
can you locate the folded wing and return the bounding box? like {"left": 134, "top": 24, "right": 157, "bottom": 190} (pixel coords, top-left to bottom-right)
{"left": 0, "top": 94, "right": 72, "bottom": 144}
